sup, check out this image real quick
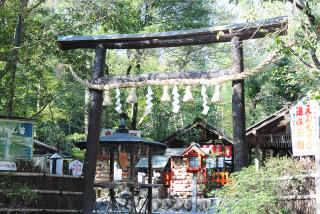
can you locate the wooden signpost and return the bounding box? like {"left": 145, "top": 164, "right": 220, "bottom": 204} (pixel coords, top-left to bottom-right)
{"left": 289, "top": 98, "right": 320, "bottom": 213}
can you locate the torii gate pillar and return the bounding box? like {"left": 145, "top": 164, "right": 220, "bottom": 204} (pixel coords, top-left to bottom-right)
{"left": 231, "top": 36, "right": 248, "bottom": 171}
{"left": 82, "top": 45, "right": 106, "bottom": 213}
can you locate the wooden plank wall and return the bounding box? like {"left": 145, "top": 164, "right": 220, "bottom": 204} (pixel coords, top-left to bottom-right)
{"left": 0, "top": 172, "right": 84, "bottom": 213}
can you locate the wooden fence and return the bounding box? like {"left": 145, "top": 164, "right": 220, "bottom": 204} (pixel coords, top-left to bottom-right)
{"left": 0, "top": 172, "right": 84, "bottom": 213}
{"left": 281, "top": 174, "right": 315, "bottom": 214}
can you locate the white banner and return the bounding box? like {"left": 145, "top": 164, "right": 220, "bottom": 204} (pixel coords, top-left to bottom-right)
{"left": 0, "top": 161, "right": 17, "bottom": 171}
{"left": 290, "top": 99, "right": 320, "bottom": 156}
{"left": 101, "top": 129, "right": 141, "bottom": 137}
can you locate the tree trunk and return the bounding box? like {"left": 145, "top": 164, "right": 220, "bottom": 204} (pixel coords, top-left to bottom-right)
{"left": 7, "top": 15, "right": 22, "bottom": 116}
{"left": 7, "top": 0, "right": 28, "bottom": 116}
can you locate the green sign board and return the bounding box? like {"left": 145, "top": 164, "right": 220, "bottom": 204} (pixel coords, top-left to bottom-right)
{"left": 0, "top": 119, "right": 34, "bottom": 161}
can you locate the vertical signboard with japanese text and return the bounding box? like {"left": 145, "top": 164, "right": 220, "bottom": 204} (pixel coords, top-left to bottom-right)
{"left": 0, "top": 119, "right": 34, "bottom": 161}
{"left": 290, "top": 99, "right": 320, "bottom": 156}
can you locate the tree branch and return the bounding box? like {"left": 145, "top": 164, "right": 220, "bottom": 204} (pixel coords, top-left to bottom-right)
{"left": 25, "top": 0, "right": 45, "bottom": 17}
{"left": 288, "top": 47, "right": 313, "bottom": 68}
{"left": 29, "top": 86, "right": 80, "bottom": 119}
{"left": 288, "top": 0, "right": 316, "bottom": 26}
{"left": 310, "top": 49, "right": 320, "bottom": 70}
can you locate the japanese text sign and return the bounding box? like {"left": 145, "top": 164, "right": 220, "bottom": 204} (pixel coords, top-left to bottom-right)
{"left": 101, "top": 129, "right": 141, "bottom": 137}
{"left": 69, "top": 160, "right": 83, "bottom": 176}
{"left": 0, "top": 119, "right": 34, "bottom": 161}
{"left": 290, "top": 99, "right": 320, "bottom": 156}
{"left": 0, "top": 161, "right": 17, "bottom": 171}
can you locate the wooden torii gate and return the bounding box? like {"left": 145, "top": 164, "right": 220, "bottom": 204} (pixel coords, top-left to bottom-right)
{"left": 57, "top": 16, "right": 288, "bottom": 213}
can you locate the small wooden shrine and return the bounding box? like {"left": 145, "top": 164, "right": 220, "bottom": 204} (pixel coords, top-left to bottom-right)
{"left": 246, "top": 104, "right": 292, "bottom": 166}
{"left": 247, "top": 98, "right": 319, "bottom": 172}
{"left": 76, "top": 119, "right": 166, "bottom": 213}
{"left": 161, "top": 118, "right": 233, "bottom": 197}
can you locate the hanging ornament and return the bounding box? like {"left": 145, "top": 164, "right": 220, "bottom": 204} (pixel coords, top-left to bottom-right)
{"left": 161, "top": 85, "right": 171, "bottom": 102}
{"left": 115, "top": 86, "right": 122, "bottom": 113}
{"left": 172, "top": 85, "right": 180, "bottom": 113}
{"left": 201, "top": 85, "right": 209, "bottom": 115}
{"left": 119, "top": 151, "right": 129, "bottom": 171}
{"left": 102, "top": 90, "right": 112, "bottom": 106}
{"left": 211, "top": 84, "right": 223, "bottom": 103}
{"left": 182, "top": 86, "right": 194, "bottom": 103}
{"left": 145, "top": 86, "right": 153, "bottom": 115}
{"left": 126, "top": 88, "right": 138, "bottom": 104}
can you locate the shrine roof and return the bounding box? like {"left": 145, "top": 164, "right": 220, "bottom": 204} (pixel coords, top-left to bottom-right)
{"left": 162, "top": 118, "right": 233, "bottom": 147}
{"left": 34, "top": 140, "right": 58, "bottom": 154}
{"left": 75, "top": 119, "right": 166, "bottom": 150}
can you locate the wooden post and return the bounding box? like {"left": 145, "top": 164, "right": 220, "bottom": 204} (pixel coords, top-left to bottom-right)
{"left": 82, "top": 45, "right": 106, "bottom": 214}
{"left": 255, "top": 136, "right": 260, "bottom": 172}
{"left": 147, "top": 148, "right": 153, "bottom": 213}
{"left": 110, "top": 148, "right": 115, "bottom": 211}
{"left": 192, "top": 172, "right": 197, "bottom": 212}
{"left": 231, "top": 36, "right": 248, "bottom": 171}
{"left": 315, "top": 151, "right": 320, "bottom": 214}
{"left": 129, "top": 150, "right": 135, "bottom": 214}
{"left": 222, "top": 143, "right": 226, "bottom": 172}
{"left": 262, "top": 148, "right": 266, "bottom": 165}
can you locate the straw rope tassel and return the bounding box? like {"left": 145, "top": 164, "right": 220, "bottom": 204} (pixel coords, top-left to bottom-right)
{"left": 161, "top": 85, "right": 170, "bottom": 102}
{"left": 145, "top": 86, "right": 153, "bottom": 115}
{"left": 126, "top": 88, "right": 138, "bottom": 103}
{"left": 103, "top": 90, "right": 112, "bottom": 106}
{"left": 115, "top": 86, "right": 122, "bottom": 113}
{"left": 201, "top": 85, "right": 209, "bottom": 115}
{"left": 172, "top": 85, "right": 180, "bottom": 113}
{"left": 211, "top": 84, "right": 223, "bottom": 103}
{"left": 183, "top": 86, "right": 194, "bottom": 103}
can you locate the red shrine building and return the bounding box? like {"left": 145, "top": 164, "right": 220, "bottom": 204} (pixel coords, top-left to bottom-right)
{"left": 136, "top": 118, "right": 234, "bottom": 198}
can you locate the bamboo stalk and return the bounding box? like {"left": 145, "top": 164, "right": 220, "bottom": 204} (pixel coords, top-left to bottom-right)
{"left": 0, "top": 208, "right": 82, "bottom": 213}
{"left": 0, "top": 189, "right": 83, "bottom": 195}
{"left": 281, "top": 194, "right": 316, "bottom": 200}
{"left": 0, "top": 171, "right": 83, "bottom": 179}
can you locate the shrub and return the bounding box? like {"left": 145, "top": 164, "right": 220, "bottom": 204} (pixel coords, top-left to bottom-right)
{"left": 0, "top": 177, "right": 38, "bottom": 208}
{"left": 213, "top": 157, "right": 305, "bottom": 214}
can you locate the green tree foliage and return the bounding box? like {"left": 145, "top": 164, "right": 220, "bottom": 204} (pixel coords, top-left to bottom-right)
{"left": 229, "top": 0, "right": 320, "bottom": 125}
{"left": 0, "top": 0, "right": 238, "bottom": 153}
{"left": 214, "top": 157, "right": 305, "bottom": 214}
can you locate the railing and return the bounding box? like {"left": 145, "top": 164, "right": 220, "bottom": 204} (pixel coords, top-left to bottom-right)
{"left": 260, "top": 134, "right": 291, "bottom": 148}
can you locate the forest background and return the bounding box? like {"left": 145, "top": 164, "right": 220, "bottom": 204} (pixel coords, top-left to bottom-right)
{"left": 0, "top": 0, "right": 319, "bottom": 158}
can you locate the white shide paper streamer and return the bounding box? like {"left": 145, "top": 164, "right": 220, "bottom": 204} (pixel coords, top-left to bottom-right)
{"left": 201, "top": 85, "right": 209, "bottom": 115}
{"left": 172, "top": 85, "right": 180, "bottom": 113}
{"left": 115, "top": 86, "right": 122, "bottom": 113}
{"left": 145, "top": 86, "right": 153, "bottom": 115}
